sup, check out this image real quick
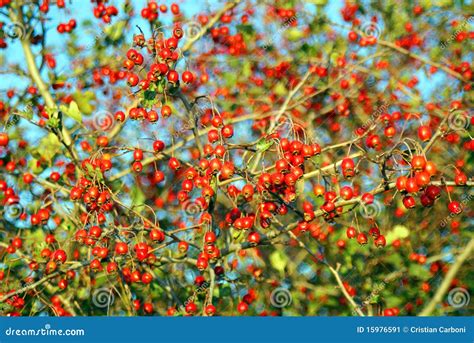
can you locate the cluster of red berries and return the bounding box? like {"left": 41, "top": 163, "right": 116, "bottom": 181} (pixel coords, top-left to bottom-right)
{"left": 451, "top": 61, "right": 473, "bottom": 82}
{"left": 0, "top": 265, "right": 72, "bottom": 315}
{"left": 114, "top": 139, "right": 165, "bottom": 174}
{"left": 56, "top": 19, "right": 76, "bottom": 34}
{"left": 348, "top": 224, "right": 386, "bottom": 247}
{"left": 383, "top": 307, "right": 400, "bottom": 316}
{"left": 395, "top": 155, "right": 465, "bottom": 213}
{"left": 237, "top": 289, "right": 258, "bottom": 314}
{"left": 75, "top": 221, "right": 164, "bottom": 265}
{"left": 209, "top": 24, "right": 247, "bottom": 56}
{"left": 70, "top": 176, "right": 113, "bottom": 217}
{"left": 121, "top": 26, "right": 196, "bottom": 124}
{"left": 259, "top": 138, "right": 321, "bottom": 202}
{"left": 92, "top": 66, "right": 128, "bottom": 86}
{"left": 141, "top": 2, "right": 180, "bottom": 22}
{"left": 125, "top": 46, "right": 194, "bottom": 87}
{"left": 195, "top": 232, "right": 222, "bottom": 272}
{"left": 395, "top": 32, "right": 423, "bottom": 49}
{"left": 92, "top": 1, "right": 118, "bottom": 23}
{"left": 132, "top": 299, "right": 154, "bottom": 314}
{"left": 0, "top": 179, "right": 26, "bottom": 219}
{"left": 140, "top": 1, "right": 158, "bottom": 21}
{"left": 409, "top": 252, "right": 427, "bottom": 265}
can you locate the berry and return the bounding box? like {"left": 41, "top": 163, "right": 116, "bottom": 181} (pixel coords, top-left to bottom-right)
{"left": 0, "top": 132, "right": 9, "bottom": 146}
{"left": 448, "top": 201, "right": 462, "bottom": 214}
{"left": 182, "top": 71, "right": 194, "bottom": 84}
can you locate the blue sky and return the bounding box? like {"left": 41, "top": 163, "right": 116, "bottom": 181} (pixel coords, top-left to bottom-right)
{"left": 1, "top": 0, "right": 453, "bottom": 105}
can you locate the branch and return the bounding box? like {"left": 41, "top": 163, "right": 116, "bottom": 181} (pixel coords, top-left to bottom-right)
{"left": 419, "top": 237, "right": 474, "bottom": 316}
{"left": 377, "top": 39, "right": 467, "bottom": 83}
{"left": 9, "top": 7, "right": 79, "bottom": 163}
{"left": 181, "top": 0, "right": 242, "bottom": 53}
{"left": 176, "top": 90, "right": 204, "bottom": 157}
{"left": 0, "top": 242, "right": 89, "bottom": 303}
{"left": 250, "top": 69, "right": 313, "bottom": 173}
{"left": 328, "top": 263, "right": 366, "bottom": 316}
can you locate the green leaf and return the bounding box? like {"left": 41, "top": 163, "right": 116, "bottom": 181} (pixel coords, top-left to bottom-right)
{"left": 242, "top": 60, "right": 252, "bottom": 78}
{"left": 143, "top": 90, "right": 157, "bottom": 101}
{"left": 286, "top": 28, "right": 304, "bottom": 41}
{"left": 385, "top": 225, "right": 410, "bottom": 245}
{"left": 231, "top": 228, "right": 243, "bottom": 240}
{"left": 223, "top": 72, "right": 238, "bottom": 87}
{"left": 273, "top": 82, "right": 287, "bottom": 96}
{"left": 60, "top": 101, "right": 82, "bottom": 123}
{"left": 408, "top": 264, "right": 431, "bottom": 279}
{"left": 68, "top": 101, "right": 82, "bottom": 122}
{"left": 270, "top": 250, "right": 288, "bottom": 272}
{"left": 306, "top": 0, "right": 327, "bottom": 4}
{"left": 105, "top": 20, "right": 127, "bottom": 42}
{"left": 34, "top": 133, "right": 62, "bottom": 162}
{"left": 73, "top": 90, "right": 95, "bottom": 115}
{"left": 28, "top": 158, "right": 44, "bottom": 174}
{"left": 131, "top": 186, "right": 145, "bottom": 206}
{"left": 256, "top": 137, "right": 273, "bottom": 152}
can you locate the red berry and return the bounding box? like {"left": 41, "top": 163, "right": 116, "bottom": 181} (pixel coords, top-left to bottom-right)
{"left": 346, "top": 226, "right": 356, "bottom": 239}
{"left": 167, "top": 70, "right": 179, "bottom": 84}
{"left": 0, "top": 132, "right": 9, "bottom": 146}
{"left": 182, "top": 71, "right": 194, "bottom": 84}
{"left": 448, "top": 201, "right": 462, "bottom": 214}
{"left": 115, "top": 242, "right": 128, "bottom": 255}
{"left": 417, "top": 125, "right": 432, "bottom": 142}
